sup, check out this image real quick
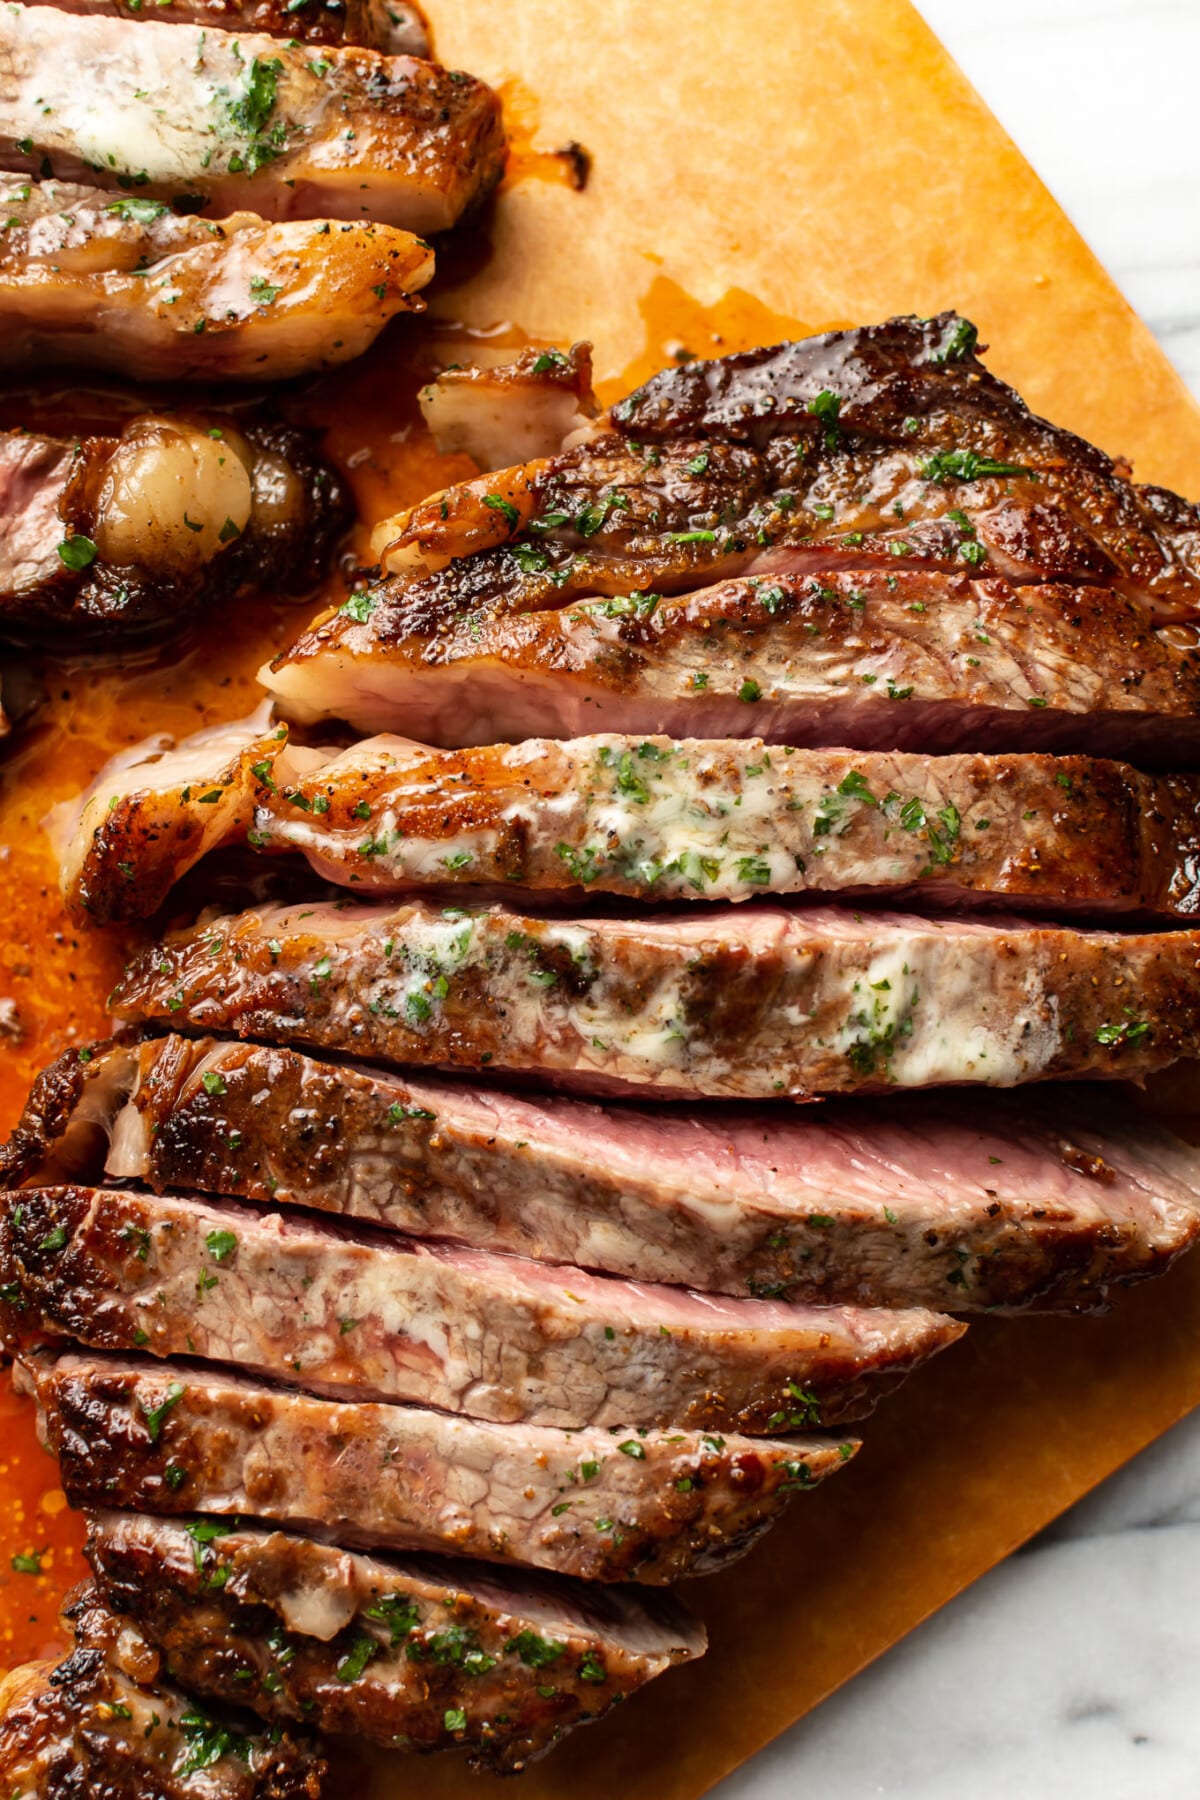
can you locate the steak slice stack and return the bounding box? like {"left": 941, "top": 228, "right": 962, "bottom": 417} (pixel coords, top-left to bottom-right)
{"left": 19, "top": 1350, "right": 854, "bottom": 1583}
{"left": 9, "top": 1037, "right": 1200, "bottom": 1314}
{"left": 108, "top": 897, "right": 1200, "bottom": 1100}
{"left": 9, "top": 315, "right": 1200, "bottom": 1776}
{"left": 83, "top": 1510, "right": 706, "bottom": 1772}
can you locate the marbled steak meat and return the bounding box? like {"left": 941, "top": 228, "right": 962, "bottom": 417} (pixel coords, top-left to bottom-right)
{"left": 0, "top": 415, "right": 347, "bottom": 633}
{"left": 253, "top": 736, "right": 1200, "bottom": 919}
{"left": 0, "top": 1185, "right": 960, "bottom": 1429}
{"left": 9, "top": 1037, "right": 1200, "bottom": 1313}
{"left": 108, "top": 898, "right": 1200, "bottom": 1101}
{"left": 84, "top": 1510, "right": 706, "bottom": 1772}
{"left": 0, "top": 1583, "right": 325, "bottom": 1798}
{"left": 19, "top": 1350, "right": 856, "bottom": 1583}
{"left": 260, "top": 312, "right": 1200, "bottom": 732}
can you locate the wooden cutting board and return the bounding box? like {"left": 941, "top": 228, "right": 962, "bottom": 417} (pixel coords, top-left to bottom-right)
{"left": 3, "top": 0, "right": 1200, "bottom": 1793}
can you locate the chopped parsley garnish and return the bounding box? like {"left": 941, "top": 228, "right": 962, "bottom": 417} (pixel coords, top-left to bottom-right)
{"left": 57, "top": 535, "right": 97, "bottom": 571}
{"left": 806, "top": 388, "right": 842, "bottom": 448}
{"left": 140, "top": 1383, "right": 185, "bottom": 1442}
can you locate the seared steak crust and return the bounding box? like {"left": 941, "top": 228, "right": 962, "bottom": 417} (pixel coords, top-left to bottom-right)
{"left": 0, "top": 420, "right": 348, "bottom": 635}
{"left": 9, "top": 1038, "right": 1198, "bottom": 1312}
{"left": 63, "top": 723, "right": 1200, "bottom": 921}
{"left": 0, "top": 1585, "right": 325, "bottom": 1799}
{"left": 108, "top": 897, "right": 1200, "bottom": 1100}
{"left": 84, "top": 1512, "right": 705, "bottom": 1772}
{"left": 0, "top": 1184, "right": 959, "bottom": 1429}
{"left": 265, "top": 568, "right": 1200, "bottom": 761}
{"left": 20, "top": 1352, "right": 852, "bottom": 1583}
{"left": 262, "top": 312, "right": 1200, "bottom": 731}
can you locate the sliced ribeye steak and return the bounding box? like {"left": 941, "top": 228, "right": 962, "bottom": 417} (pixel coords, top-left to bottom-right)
{"left": 84, "top": 1510, "right": 705, "bottom": 1773}
{"left": 19, "top": 1350, "right": 855, "bottom": 1583}
{"left": 0, "top": 416, "right": 347, "bottom": 635}
{"left": 0, "top": 7, "right": 504, "bottom": 231}
{"left": 0, "top": 1184, "right": 959, "bottom": 1429}
{"left": 261, "top": 311, "right": 1200, "bottom": 730}
{"left": 0, "top": 178, "right": 433, "bottom": 383}
{"left": 108, "top": 898, "right": 1200, "bottom": 1101}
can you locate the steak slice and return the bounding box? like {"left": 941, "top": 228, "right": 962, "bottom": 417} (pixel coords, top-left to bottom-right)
{"left": 0, "top": 1185, "right": 960, "bottom": 1430}
{"left": 0, "top": 416, "right": 347, "bottom": 635}
{"left": 84, "top": 1511, "right": 705, "bottom": 1772}
{"left": 9, "top": 1039, "right": 1196, "bottom": 1312}
{"left": 256, "top": 736, "right": 1200, "bottom": 920}
{"left": 20, "top": 1350, "right": 853, "bottom": 1583}
{"left": 22, "top": 0, "right": 430, "bottom": 53}
{"left": 0, "top": 9, "right": 505, "bottom": 232}
{"left": 108, "top": 897, "right": 1200, "bottom": 1101}
{"left": 262, "top": 567, "right": 1200, "bottom": 761}
{"left": 0, "top": 178, "right": 433, "bottom": 383}
{"left": 63, "top": 720, "right": 1200, "bottom": 921}
{"left": 0, "top": 1584, "right": 325, "bottom": 1799}
{"left": 261, "top": 312, "right": 1200, "bottom": 722}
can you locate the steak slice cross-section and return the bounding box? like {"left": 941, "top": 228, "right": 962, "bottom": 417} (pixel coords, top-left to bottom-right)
{"left": 9, "top": 1038, "right": 1197, "bottom": 1313}
{"left": 84, "top": 1511, "right": 705, "bottom": 1772}
{"left": 64, "top": 722, "right": 1200, "bottom": 921}
{"left": 262, "top": 568, "right": 1200, "bottom": 761}
{"left": 0, "top": 415, "right": 348, "bottom": 636}
{"left": 0, "top": 178, "right": 434, "bottom": 383}
{"left": 0, "top": 1583, "right": 326, "bottom": 1799}
{"left": 108, "top": 897, "right": 1200, "bottom": 1101}
{"left": 0, "top": 1185, "right": 960, "bottom": 1430}
{"left": 20, "top": 1351, "right": 855, "bottom": 1583}
{"left": 0, "top": 7, "right": 505, "bottom": 231}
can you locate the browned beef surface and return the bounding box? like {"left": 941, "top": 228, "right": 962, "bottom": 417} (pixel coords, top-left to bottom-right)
{"left": 19, "top": 1350, "right": 855, "bottom": 1583}
{"left": 84, "top": 1511, "right": 705, "bottom": 1772}
{"left": 0, "top": 1584, "right": 325, "bottom": 1798}
{"left": 108, "top": 898, "right": 1200, "bottom": 1101}
{"left": 0, "top": 418, "right": 348, "bottom": 635}
{"left": 0, "top": 1184, "right": 959, "bottom": 1429}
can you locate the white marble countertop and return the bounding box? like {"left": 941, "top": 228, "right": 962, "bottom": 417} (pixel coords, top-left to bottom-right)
{"left": 717, "top": 5, "right": 1200, "bottom": 1795}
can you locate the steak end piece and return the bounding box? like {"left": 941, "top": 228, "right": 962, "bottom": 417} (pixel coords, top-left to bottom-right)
{"left": 0, "top": 1583, "right": 326, "bottom": 1798}
{"left": 85, "top": 1511, "right": 706, "bottom": 1773}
